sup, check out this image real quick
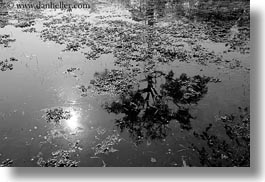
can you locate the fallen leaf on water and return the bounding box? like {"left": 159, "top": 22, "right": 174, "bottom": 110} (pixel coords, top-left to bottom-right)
{"left": 151, "top": 157, "right": 157, "bottom": 163}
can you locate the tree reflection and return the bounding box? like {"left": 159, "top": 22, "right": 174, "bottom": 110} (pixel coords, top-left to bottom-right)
{"left": 0, "top": 14, "right": 8, "bottom": 28}
{"left": 0, "top": 0, "right": 8, "bottom": 28}
{"left": 102, "top": 70, "right": 210, "bottom": 145}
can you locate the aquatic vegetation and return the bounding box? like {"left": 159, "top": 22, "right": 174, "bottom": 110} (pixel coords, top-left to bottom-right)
{"left": 0, "top": 34, "right": 16, "bottom": 48}
{"left": 0, "top": 57, "right": 19, "bottom": 71}
{"left": 219, "top": 107, "right": 250, "bottom": 143}
{"left": 0, "top": 0, "right": 250, "bottom": 167}
{"left": 9, "top": 57, "right": 18, "bottom": 62}
{"left": 191, "top": 108, "right": 250, "bottom": 167}
{"left": 199, "top": 1, "right": 250, "bottom": 54}
{"left": 0, "top": 61, "right": 13, "bottom": 71}
{"left": 63, "top": 42, "right": 81, "bottom": 52}
{"left": 37, "top": 149, "right": 79, "bottom": 167}
{"left": 161, "top": 71, "right": 211, "bottom": 104}
{"left": 171, "top": 0, "right": 250, "bottom": 53}
{"left": 22, "top": 27, "right": 37, "bottom": 33}
{"left": 64, "top": 67, "right": 81, "bottom": 77}
{"left": 90, "top": 69, "right": 134, "bottom": 95}
{"left": 38, "top": 6, "right": 246, "bottom": 70}
{"left": 65, "top": 67, "right": 80, "bottom": 73}
{"left": 0, "top": 159, "right": 13, "bottom": 167}
{"left": 44, "top": 107, "right": 71, "bottom": 124}
{"left": 64, "top": 67, "right": 81, "bottom": 79}
{"left": 15, "top": 21, "right": 35, "bottom": 28}
{"left": 77, "top": 85, "right": 91, "bottom": 97}
{"left": 93, "top": 133, "right": 122, "bottom": 155}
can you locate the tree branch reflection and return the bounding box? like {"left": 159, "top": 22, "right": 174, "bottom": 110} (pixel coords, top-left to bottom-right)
{"left": 101, "top": 70, "right": 210, "bottom": 145}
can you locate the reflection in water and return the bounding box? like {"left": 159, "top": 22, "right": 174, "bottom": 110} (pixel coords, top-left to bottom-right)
{"left": 0, "top": 0, "right": 250, "bottom": 167}
{"left": 0, "top": 1, "right": 8, "bottom": 28}
{"left": 0, "top": 15, "right": 8, "bottom": 28}
{"left": 43, "top": 106, "right": 82, "bottom": 131}
{"left": 103, "top": 70, "right": 210, "bottom": 145}
{"left": 65, "top": 108, "right": 81, "bottom": 130}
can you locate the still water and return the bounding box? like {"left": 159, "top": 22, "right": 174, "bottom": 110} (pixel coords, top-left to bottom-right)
{"left": 0, "top": 2, "right": 250, "bottom": 167}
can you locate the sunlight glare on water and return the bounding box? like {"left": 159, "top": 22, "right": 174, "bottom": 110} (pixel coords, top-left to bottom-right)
{"left": 66, "top": 108, "right": 81, "bottom": 130}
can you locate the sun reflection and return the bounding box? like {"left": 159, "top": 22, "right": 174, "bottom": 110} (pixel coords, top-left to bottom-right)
{"left": 66, "top": 109, "right": 80, "bottom": 130}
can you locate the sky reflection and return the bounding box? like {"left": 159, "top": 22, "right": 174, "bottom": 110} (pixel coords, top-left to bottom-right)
{"left": 65, "top": 107, "right": 81, "bottom": 130}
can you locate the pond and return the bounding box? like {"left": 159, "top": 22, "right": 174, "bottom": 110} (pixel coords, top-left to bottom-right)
{"left": 0, "top": 0, "right": 250, "bottom": 167}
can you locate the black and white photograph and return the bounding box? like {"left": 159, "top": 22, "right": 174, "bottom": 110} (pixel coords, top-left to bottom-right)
{"left": 0, "top": 0, "right": 252, "bottom": 168}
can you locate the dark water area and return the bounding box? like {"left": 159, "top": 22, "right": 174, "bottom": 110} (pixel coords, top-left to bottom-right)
{"left": 0, "top": 0, "right": 250, "bottom": 167}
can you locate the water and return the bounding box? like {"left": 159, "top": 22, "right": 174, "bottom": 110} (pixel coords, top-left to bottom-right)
{"left": 0, "top": 1, "right": 250, "bottom": 167}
